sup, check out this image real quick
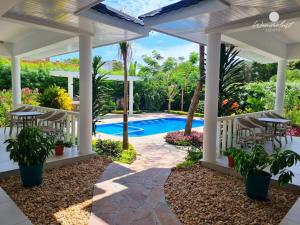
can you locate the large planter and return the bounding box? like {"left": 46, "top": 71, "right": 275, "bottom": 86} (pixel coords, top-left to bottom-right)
{"left": 245, "top": 171, "right": 271, "bottom": 200}
{"left": 55, "top": 146, "right": 64, "bottom": 156}
{"left": 19, "top": 164, "right": 44, "bottom": 187}
{"left": 227, "top": 155, "right": 234, "bottom": 167}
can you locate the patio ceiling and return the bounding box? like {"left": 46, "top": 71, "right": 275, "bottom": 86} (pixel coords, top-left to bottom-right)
{"left": 0, "top": 0, "right": 149, "bottom": 60}
{"left": 139, "top": 0, "right": 300, "bottom": 63}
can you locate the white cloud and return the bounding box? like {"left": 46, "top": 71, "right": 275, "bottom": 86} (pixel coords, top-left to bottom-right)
{"left": 104, "top": 0, "right": 180, "bottom": 17}
{"left": 132, "top": 42, "right": 199, "bottom": 63}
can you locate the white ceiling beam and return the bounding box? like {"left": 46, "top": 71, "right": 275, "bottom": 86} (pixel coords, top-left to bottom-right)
{"left": 287, "top": 43, "right": 300, "bottom": 60}
{"left": 206, "top": 7, "right": 300, "bottom": 34}
{"left": 0, "top": 42, "right": 12, "bottom": 57}
{"left": 77, "top": 9, "right": 149, "bottom": 35}
{"left": 223, "top": 30, "right": 287, "bottom": 60}
{"left": 142, "top": 0, "right": 229, "bottom": 27}
{"left": 0, "top": 0, "right": 18, "bottom": 16}
{"left": 3, "top": 12, "right": 92, "bottom": 36}
{"left": 12, "top": 30, "right": 74, "bottom": 57}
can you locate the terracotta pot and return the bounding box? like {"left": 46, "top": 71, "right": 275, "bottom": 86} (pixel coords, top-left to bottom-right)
{"left": 55, "top": 146, "right": 64, "bottom": 156}
{"left": 227, "top": 155, "right": 234, "bottom": 167}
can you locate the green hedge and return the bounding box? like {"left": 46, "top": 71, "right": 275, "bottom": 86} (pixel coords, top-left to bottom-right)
{"left": 165, "top": 110, "right": 204, "bottom": 118}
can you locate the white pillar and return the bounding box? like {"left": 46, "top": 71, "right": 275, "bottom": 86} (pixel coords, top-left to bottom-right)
{"left": 68, "top": 76, "right": 74, "bottom": 99}
{"left": 129, "top": 80, "right": 134, "bottom": 114}
{"left": 275, "top": 59, "right": 287, "bottom": 115}
{"left": 11, "top": 56, "right": 21, "bottom": 107}
{"left": 203, "top": 33, "right": 221, "bottom": 163}
{"left": 79, "top": 35, "right": 92, "bottom": 154}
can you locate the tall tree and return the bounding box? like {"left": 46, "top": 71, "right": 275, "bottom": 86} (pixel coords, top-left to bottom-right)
{"left": 184, "top": 45, "right": 205, "bottom": 136}
{"left": 119, "top": 42, "right": 132, "bottom": 149}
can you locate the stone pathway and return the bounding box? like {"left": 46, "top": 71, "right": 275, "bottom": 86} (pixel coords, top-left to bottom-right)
{"left": 89, "top": 135, "right": 186, "bottom": 225}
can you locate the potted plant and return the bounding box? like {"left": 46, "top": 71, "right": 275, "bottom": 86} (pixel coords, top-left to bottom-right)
{"left": 63, "top": 141, "right": 73, "bottom": 149}
{"left": 5, "top": 127, "right": 54, "bottom": 187}
{"left": 222, "top": 148, "right": 238, "bottom": 167}
{"left": 54, "top": 140, "right": 65, "bottom": 156}
{"left": 232, "top": 145, "right": 300, "bottom": 200}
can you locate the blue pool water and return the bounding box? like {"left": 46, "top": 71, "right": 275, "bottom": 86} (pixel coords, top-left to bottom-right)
{"left": 96, "top": 117, "right": 204, "bottom": 137}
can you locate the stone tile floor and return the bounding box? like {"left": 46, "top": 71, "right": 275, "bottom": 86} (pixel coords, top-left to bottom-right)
{"left": 90, "top": 129, "right": 187, "bottom": 225}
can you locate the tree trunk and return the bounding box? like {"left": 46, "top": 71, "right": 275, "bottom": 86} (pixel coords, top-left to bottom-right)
{"left": 168, "top": 100, "right": 171, "bottom": 111}
{"left": 123, "top": 54, "right": 129, "bottom": 150}
{"left": 181, "top": 88, "right": 184, "bottom": 111}
{"left": 184, "top": 45, "right": 205, "bottom": 136}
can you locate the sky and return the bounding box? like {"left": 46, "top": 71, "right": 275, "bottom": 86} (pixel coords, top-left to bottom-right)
{"left": 51, "top": 0, "right": 199, "bottom": 64}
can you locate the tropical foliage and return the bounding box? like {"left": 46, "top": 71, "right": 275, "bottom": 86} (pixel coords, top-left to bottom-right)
{"left": 218, "top": 44, "right": 245, "bottom": 116}
{"left": 0, "top": 88, "right": 39, "bottom": 127}
{"left": 38, "top": 85, "right": 72, "bottom": 110}
{"left": 93, "top": 139, "right": 136, "bottom": 164}
{"left": 91, "top": 56, "right": 115, "bottom": 134}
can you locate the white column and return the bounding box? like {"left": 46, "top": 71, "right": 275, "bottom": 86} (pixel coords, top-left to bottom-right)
{"left": 275, "top": 59, "right": 287, "bottom": 115}
{"left": 79, "top": 34, "right": 92, "bottom": 154}
{"left": 11, "top": 56, "right": 21, "bottom": 107}
{"left": 68, "top": 76, "right": 74, "bottom": 99}
{"left": 203, "top": 33, "right": 221, "bottom": 163}
{"left": 129, "top": 80, "right": 134, "bottom": 114}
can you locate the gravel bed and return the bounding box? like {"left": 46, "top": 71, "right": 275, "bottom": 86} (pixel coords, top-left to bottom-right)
{"left": 165, "top": 165, "right": 300, "bottom": 225}
{"left": 0, "top": 156, "right": 111, "bottom": 225}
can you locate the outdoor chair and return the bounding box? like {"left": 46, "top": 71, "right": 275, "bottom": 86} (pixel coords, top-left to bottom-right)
{"left": 236, "top": 117, "right": 267, "bottom": 148}
{"left": 246, "top": 117, "right": 275, "bottom": 145}
{"left": 38, "top": 111, "right": 67, "bottom": 137}
{"left": 270, "top": 112, "right": 293, "bottom": 143}
{"left": 4, "top": 106, "right": 27, "bottom": 135}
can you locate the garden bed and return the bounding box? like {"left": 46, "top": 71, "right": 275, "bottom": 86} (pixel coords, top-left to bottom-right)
{"left": 0, "top": 156, "right": 110, "bottom": 225}
{"left": 165, "top": 165, "right": 300, "bottom": 225}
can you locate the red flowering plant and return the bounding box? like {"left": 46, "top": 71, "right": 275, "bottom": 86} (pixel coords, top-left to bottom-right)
{"left": 221, "top": 98, "right": 241, "bottom": 115}
{"left": 287, "top": 127, "right": 300, "bottom": 137}
{"left": 165, "top": 131, "right": 203, "bottom": 147}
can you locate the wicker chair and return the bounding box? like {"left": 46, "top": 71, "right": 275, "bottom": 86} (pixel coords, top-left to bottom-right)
{"left": 236, "top": 117, "right": 267, "bottom": 148}
{"left": 5, "top": 106, "right": 29, "bottom": 136}
{"left": 38, "top": 112, "right": 67, "bottom": 137}
{"left": 270, "top": 112, "right": 293, "bottom": 143}
{"left": 247, "top": 117, "right": 275, "bottom": 145}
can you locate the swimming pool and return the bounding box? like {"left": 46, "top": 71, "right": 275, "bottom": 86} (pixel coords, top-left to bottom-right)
{"left": 96, "top": 117, "right": 204, "bottom": 137}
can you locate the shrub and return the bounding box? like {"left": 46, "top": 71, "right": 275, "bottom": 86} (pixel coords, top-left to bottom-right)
{"left": 165, "top": 110, "right": 204, "bottom": 118}
{"left": 93, "top": 139, "right": 136, "bottom": 164}
{"left": 165, "top": 131, "right": 203, "bottom": 147}
{"left": 38, "top": 85, "right": 72, "bottom": 110}
{"left": 176, "top": 146, "right": 203, "bottom": 168}
{"left": 287, "top": 127, "right": 300, "bottom": 137}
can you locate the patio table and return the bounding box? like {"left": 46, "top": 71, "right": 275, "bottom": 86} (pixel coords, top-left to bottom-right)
{"left": 257, "top": 117, "right": 291, "bottom": 147}
{"left": 10, "top": 111, "right": 44, "bottom": 128}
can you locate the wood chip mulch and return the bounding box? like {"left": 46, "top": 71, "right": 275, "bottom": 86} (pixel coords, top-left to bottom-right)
{"left": 0, "top": 156, "right": 111, "bottom": 225}
{"left": 165, "top": 165, "right": 300, "bottom": 225}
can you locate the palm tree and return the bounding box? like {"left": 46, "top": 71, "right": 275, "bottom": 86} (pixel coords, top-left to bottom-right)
{"left": 92, "top": 56, "right": 113, "bottom": 135}
{"left": 119, "top": 42, "right": 132, "bottom": 149}
{"left": 218, "top": 44, "right": 245, "bottom": 116}
{"left": 184, "top": 45, "right": 205, "bottom": 136}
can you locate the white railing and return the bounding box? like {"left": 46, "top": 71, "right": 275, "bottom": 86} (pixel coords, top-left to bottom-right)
{"left": 216, "top": 110, "right": 277, "bottom": 156}
{"left": 18, "top": 104, "right": 80, "bottom": 145}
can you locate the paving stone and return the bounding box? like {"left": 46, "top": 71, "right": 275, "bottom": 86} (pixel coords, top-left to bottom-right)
{"left": 89, "top": 130, "right": 186, "bottom": 225}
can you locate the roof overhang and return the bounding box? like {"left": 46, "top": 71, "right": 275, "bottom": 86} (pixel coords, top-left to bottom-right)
{"left": 139, "top": 0, "right": 300, "bottom": 63}
{"left": 0, "top": 1, "right": 149, "bottom": 60}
